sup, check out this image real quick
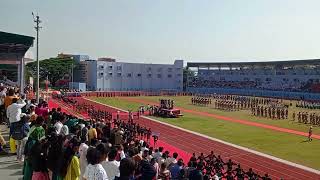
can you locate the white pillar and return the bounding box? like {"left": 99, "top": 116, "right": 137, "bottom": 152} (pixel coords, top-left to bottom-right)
{"left": 20, "top": 57, "right": 24, "bottom": 93}
{"left": 17, "top": 64, "right": 21, "bottom": 86}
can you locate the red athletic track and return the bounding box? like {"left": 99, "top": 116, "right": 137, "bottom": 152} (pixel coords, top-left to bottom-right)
{"left": 120, "top": 97, "right": 320, "bottom": 140}
{"left": 73, "top": 97, "right": 320, "bottom": 180}
{"left": 51, "top": 97, "right": 320, "bottom": 179}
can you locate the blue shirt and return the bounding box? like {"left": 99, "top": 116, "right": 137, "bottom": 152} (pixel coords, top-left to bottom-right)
{"left": 170, "top": 163, "right": 182, "bottom": 179}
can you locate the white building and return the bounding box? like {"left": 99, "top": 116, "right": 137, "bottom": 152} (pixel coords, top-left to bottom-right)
{"left": 84, "top": 60, "right": 183, "bottom": 91}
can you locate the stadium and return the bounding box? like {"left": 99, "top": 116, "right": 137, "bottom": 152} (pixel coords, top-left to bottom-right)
{"left": 0, "top": 30, "right": 320, "bottom": 179}
{"left": 2, "top": 1, "right": 320, "bottom": 178}
{"left": 187, "top": 60, "right": 320, "bottom": 100}
{"left": 1, "top": 30, "right": 320, "bottom": 180}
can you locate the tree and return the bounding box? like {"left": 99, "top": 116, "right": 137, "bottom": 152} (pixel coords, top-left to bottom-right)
{"left": 26, "top": 58, "right": 75, "bottom": 87}
{"left": 183, "top": 67, "right": 195, "bottom": 91}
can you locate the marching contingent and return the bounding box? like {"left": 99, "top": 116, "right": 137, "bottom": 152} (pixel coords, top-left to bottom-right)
{"left": 296, "top": 101, "right": 320, "bottom": 109}
{"left": 293, "top": 111, "right": 320, "bottom": 126}
{"left": 191, "top": 96, "right": 211, "bottom": 106}
{"left": 190, "top": 94, "right": 320, "bottom": 126}
{"left": 252, "top": 105, "right": 288, "bottom": 120}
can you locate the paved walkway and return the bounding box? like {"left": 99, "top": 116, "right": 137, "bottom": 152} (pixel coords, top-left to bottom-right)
{"left": 0, "top": 125, "right": 23, "bottom": 180}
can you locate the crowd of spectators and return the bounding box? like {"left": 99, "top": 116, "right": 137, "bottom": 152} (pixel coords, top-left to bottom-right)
{"left": 188, "top": 79, "right": 258, "bottom": 90}
{"left": 187, "top": 78, "right": 318, "bottom": 92}
{"left": 0, "top": 83, "right": 274, "bottom": 180}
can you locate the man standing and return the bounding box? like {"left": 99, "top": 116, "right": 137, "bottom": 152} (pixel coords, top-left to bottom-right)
{"left": 189, "top": 162, "right": 204, "bottom": 180}
{"left": 6, "top": 97, "right": 26, "bottom": 153}
{"left": 170, "top": 158, "right": 184, "bottom": 180}
{"left": 6, "top": 97, "right": 26, "bottom": 125}
{"left": 54, "top": 116, "right": 64, "bottom": 134}
{"left": 101, "top": 149, "right": 120, "bottom": 179}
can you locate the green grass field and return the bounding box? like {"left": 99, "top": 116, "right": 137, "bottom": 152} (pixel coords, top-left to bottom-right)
{"left": 90, "top": 96, "right": 320, "bottom": 169}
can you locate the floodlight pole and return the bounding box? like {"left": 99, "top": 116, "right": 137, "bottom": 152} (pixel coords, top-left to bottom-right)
{"left": 71, "top": 62, "right": 74, "bottom": 90}
{"left": 33, "top": 13, "right": 41, "bottom": 103}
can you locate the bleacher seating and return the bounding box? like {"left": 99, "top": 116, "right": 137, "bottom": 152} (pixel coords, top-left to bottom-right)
{"left": 188, "top": 67, "right": 320, "bottom": 93}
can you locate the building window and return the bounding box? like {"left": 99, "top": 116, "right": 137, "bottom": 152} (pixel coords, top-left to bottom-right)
{"left": 266, "top": 78, "right": 272, "bottom": 82}
{"left": 99, "top": 65, "right": 104, "bottom": 69}
{"left": 117, "top": 73, "right": 122, "bottom": 77}
{"left": 109, "top": 65, "right": 113, "bottom": 69}
{"left": 127, "top": 73, "right": 132, "bottom": 77}
{"left": 147, "top": 74, "right": 152, "bottom": 78}
{"left": 137, "top": 73, "right": 142, "bottom": 77}
{"left": 157, "top": 68, "right": 162, "bottom": 72}
{"left": 147, "top": 67, "right": 152, "bottom": 72}
{"left": 117, "top": 66, "right": 122, "bottom": 70}
{"left": 157, "top": 74, "right": 162, "bottom": 78}
{"left": 99, "top": 72, "right": 104, "bottom": 77}
{"left": 109, "top": 72, "right": 113, "bottom": 76}
{"left": 177, "top": 74, "right": 182, "bottom": 77}
{"left": 168, "top": 74, "right": 172, "bottom": 78}
{"left": 168, "top": 68, "right": 172, "bottom": 72}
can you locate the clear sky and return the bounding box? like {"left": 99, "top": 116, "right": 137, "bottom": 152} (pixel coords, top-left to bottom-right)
{"left": 1, "top": 0, "right": 320, "bottom": 64}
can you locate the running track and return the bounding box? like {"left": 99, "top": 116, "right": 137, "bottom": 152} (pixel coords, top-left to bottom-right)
{"left": 120, "top": 97, "right": 320, "bottom": 140}
{"left": 79, "top": 97, "right": 320, "bottom": 180}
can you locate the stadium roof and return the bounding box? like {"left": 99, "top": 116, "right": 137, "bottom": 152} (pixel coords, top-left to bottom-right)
{"left": 187, "top": 59, "right": 320, "bottom": 68}
{"left": 0, "top": 31, "right": 34, "bottom": 54}
{"left": 0, "top": 31, "right": 34, "bottom": 64}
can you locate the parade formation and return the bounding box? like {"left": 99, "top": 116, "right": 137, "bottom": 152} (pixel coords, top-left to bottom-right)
{"left": 190, "top": 94, "right": 320, "bottom": 126}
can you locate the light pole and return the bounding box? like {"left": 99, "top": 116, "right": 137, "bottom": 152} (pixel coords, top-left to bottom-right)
{"left": 71, "top": 62, "right": 74, "bottom": 90}
{"left": 32, "top": 12, "right": 41, "bottom": 103}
